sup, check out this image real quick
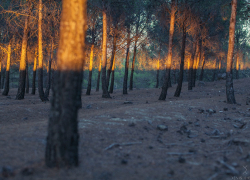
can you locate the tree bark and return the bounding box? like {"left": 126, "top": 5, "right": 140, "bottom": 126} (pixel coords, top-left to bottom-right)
{"left": 174, "top": 25, "right": 186, "bottom": 97}
{"left": 188, "top": 39, "right": 197, "bottom": 91}
{"left": 159, "top": 0, "right": 176, "bottom": 100}
{"left": 25, "top": 57, "right": 29, "bottom": 93}
{"left": 129, "top": 39, "right": 137, "bottom": 90}
{"left": 31, "top": 49, "right": 37, "bottom": 95}
{"left": 212, "top": 59, "right": 217, "bottom": 81}
{"left": 226, "top": 0, "right": 237, "bottom": 104}
{"left": 199, "top": 54, "right": 205, "bottom": 81}
{"left": 2, "top": 41, "right": 11, "bottom": 96}
{"left": 192, "top": 40, "right": 201, "bottom": 87}
{"left": 16, "top": 0, "right": 32, "bottom": 100}
{"left": 109, "top": 56, "right": 116, "bottom": 93}
{"left": 45, "top": 39, "right": 53, "bottom": 98}
{"left": 236, "top": 52, "right": 239, "bottom": 79}
{"left": 123, "top": 27, "right": 131, "bottom": 95}
{"left": 96, "top": 54, "right": 101, "bottom": 92}
{"left": 45, "top": 0, "right": 87, "bottom": 167}
{"left": 101, "top": 6, "right": 111, "bottom": 98}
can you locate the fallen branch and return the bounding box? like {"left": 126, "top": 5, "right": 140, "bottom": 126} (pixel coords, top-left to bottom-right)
{"left": 217, "top": 160, "right": 239, "bottom": 176}
{"left": 104, "top": 142, "right": 142, "bottom": 151}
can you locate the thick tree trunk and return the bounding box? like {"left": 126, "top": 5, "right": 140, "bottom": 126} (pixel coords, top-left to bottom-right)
{"left": 45, "top": 40, "right": 53, "bottom": 98}
{"left": 156, "top": 59, "right": 160, "bottom": 88}
{"left": 31, "top": 51, "right": 37, "bottom": 95}
{"left": 45, "top": 0, "right": 87, "bottom": 167}
{"left": 109, "top": 56, "right": 115, "bottom": 93}
{"left": 159, "top": 0, "right": 176, "bottom": 100}
{"left": 86, "top": 44, "right": 94, "bottom": 95}
{"left": 2, "top": 42, "right": 11, "bottom": 96}
{"left": 25, "top": 59, "right": 29, "bottom": 93}
{"left": 1, "top": 68, "right": 5, "bottom": 89}
{"left": 106, "top": 24, "right": 117, "bottom": 88}
{"left": 123, "top": 28, "right": 130, "bottom": 95}
{"left": 174, "top": 25, "right": 186, "bottom": 97}
{"left": 101, "top": 7, "right": 111, "bottom": 98}
{"left": 236, "top": 52, "right": 239, "bottom": 79}
{"left": 199, "top": 55, "right": 205, "bottom": 81}
{"left": 37, "top": 0, "right": 48, "bottom": 101}
{"left": 16, "top": 0, "right": 32, "bottom": 100}
{"left": 226, "top": 0, "right": 237, "bottom": 104}
{"left": 129, "top": 40, "right": 137, "bottom": 90}
{"left": 96, "top": 53, "right": 101, "bottom": 92}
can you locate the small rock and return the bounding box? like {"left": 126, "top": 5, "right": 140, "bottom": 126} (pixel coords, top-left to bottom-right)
{"left": 167, "top": 170, "right": 175, "bottom": 177}
{"left": 21, "top": 167, "right": 34, "bottom": 176}
{"left": 198, "top": 81, "right": 206, "bottom": 87}
{"left": 1, "top": 166, "right": 14, "bottom": 177}
{"left": 86, "top": 104, "right": 92, "bottom": 109}
{"left": 223, "top": 108, "right": 228, "bottom": 111}
{"left": 147, "top": 120, "right": 152, "bottom": 125}
{"left": 188, "top": 121, "right": 193, "bottom": 124}
{"left": 232, "top": 107, "right": 236, "bottom": 110}
{"left": 231, "top": 162, "right": 238, "bottom": 167}
{"left": 194, "top": 122, "right": 200, "bottom": 127}
{"left": 148, "top": 146, "right": 153, "bottom": 149}
{"left": 121, "top": 159, "right": 128, "bottom": 165}
{"left": 157, "top": 125, "right": 168, "bottom": 131}
{"left": 146, "top": 101, "right": 148, "bottom": 104}
{"left": 224, "top": 117, "right": 231, "bottom": 120}
{"left": 6, "top": 96, "right": 11, "bottom": 99}
{"left": 201, "top": 138, "right": 205, "bottom": 143}
{"left": 178, "top": 156, "right": 186, "bottom": 163}
{"left": 188, "top": 134, "right": 197, "bottom": 138}
{"left": 124, "top": 101, "right": 133, "bottom": 104}
{"left": 207, "top": 109, "right": 216, "bottom": 114}
{"left": 218, "top": 73, "right": 226, "bottom": 80}
{"left": 22, "top": 117, "right": 28, "bottom": 120}
{"left": 128, "top": 122, "right": 136, "bottom": 127}
{"left": 246, "top": 97, "right": 250, "bottom": 105}
{"left": 198, "top": 108, "right": 205, "bottom": 113}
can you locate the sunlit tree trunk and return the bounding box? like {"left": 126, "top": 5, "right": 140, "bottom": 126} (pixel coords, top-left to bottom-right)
{"left": 106, "top": 24, "right": 117, "bottom": 88}
{"left": 109, "top": 56, "right": 115, "bottom": 93}
{"left": 86, "top": 29, "right": 95, "bottom": 95}
{"left": 37, "top": 0, "right": 48, "bottom": 101}
{"left": 188, "top": 39, "right": 197, "bottom": 90}
{"left": 96, "top": 52, "right": 101, "bottom": 92}
{"left": 123, "top": 27, "right": 131, "bottom": 94}
{"left": 16, "top": 0, "right": 32, "bottom": 100}
{"left": 101, "top": 6, "right": 111, "bottom": 98}
{"left": 159, "top": 0, "right": 176, "bottom": 100}
{"left": 2, "top": 41, "right": 11, "bottom": 96}
{"left": 226, "top": 0, "right": 237, "bottom": 104}
{"left": 45, "top": 39, "right": 53, "bottom": 98}
{"left": 174, "top": 25, "right": 186, "bottom": 97}
{"left": 236, "top": 52, "right": 239, "bottom": 79}
{"left": 45, "top": 0, "right": 87, "bottom": 167}
{"left": 155, "top": 58, "right": 160, "bottom": 88}
{"left": 199, "top": 53, "right": 205, "bottom": 81}
{"left": 192, "top": 40, "right": 201, "bottom": 87}
{"left": 25, "top": 54, "right": 29, "bottom": 93}
{"left": 129, "top": 38, "right": 138, "bottom": 90}
{"left": 31, "top": 49, "right": 37, "bottom": 95}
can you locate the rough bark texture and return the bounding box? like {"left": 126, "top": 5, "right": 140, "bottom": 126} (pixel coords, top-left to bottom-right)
{"left": 86, "top": 39, "right": 95, "bottom": 95}
{"left": 0, "top": 61, "right": 1, "bottom": 91}
{"left": 212, "top": 59, "right": 217, "bottom": 81}
{"left": 236, "top": 52, "right": 239, "bottom": 79}
{"left": 25, "top": 61, "right": 29, "bottom": 93}
{"left": 31, "top": 53, "right": 37, "bottom": 95}
{"left": 1, "top": 68, "right": 5, "bottom": 89}
{"left": 2, "top": 42, "right": 11, "bottom": 96}
{"left": 199, "top": 55, "right": 205, "bottom": 81}
{"left": 16, "top": 0, "right": 32, "bottom": 100}
{"left": 45, "top": 41, "right": 53, "bottom": 98}
{"left": 45, "top": 0, "right": 87, "bottom": 167}
{"left": 192, "top": 40, "right": 201, "bottom": 87}
{"left": 174, "top": 25, "right": 186, "bottom": 97}
{"left": 188, "top": 40, "right": 197, "bottom": 91}
{"left": 159, "top": 0, "right": 176, "bottom": 100}
{"left": 101, "top": 7, "right": 111, "bottom": 98}
{"left": 109, "top": 56, "right": 115, "bottom": 93}
{"left": 123, "top": 28, "right": 130, "bottom": 95}
{"left": 129, "top": 40, "right": 137, "bottom": 90}
{"left": 226, "top": 0, "right": 237, "bottom": 104}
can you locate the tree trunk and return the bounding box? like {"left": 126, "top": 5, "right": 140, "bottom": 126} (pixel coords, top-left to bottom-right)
{"left": 123, "top": 27, "right": 131, "bottom": 95}
{"left": 212, "top": 59, "right": 217, "bottom": 81}
{"left": 129, "top": 40, "right": 137, "bottom": 90}
{"left": 174, "top": 25, "right": 186, "bottom": 97}
{"left": 156, "top": 59, "right": 160, "bottom": 88}
{"left": 236, "top": 52, "right": 239, "bottom": 79}
{"left": 188, "top": 40, "right": 197, "bottom": 91}
{"left": 37, "top": 0, "right": 48, "bottom": 101}
{"left": 16, "top": 0, "right": 32, "bottom": 100}
{"left": 159, "top": 0, "right": 176, "bottom": 100}
{"left": 86, "top": 44, "right": 94, "bottom": 95}
{"left": 0, "top": 60, "right": 1, "bottom": 91}
{"left": 25, "top": 57, "right": 29, "bottom": 93}
{"left": 101, "top": 7, "right": 111, "bottom": 98}
{"left": 106, "top": 24, "right": 117, "bottom": 88}
{"left": 109, "top": 56, "right": 115, "bottom": 93}
{"left": 31, "top": 50, "right": 37, "bottom": 95}
{"left": 226, "top": 0, "right": 237, "bottom": 104}
{"left": 199, "top": 54, "right": 205, "bottom": 81}
{"left": 192, "top": 40, "right": 201, "bottom": 87}
{"left": 45, "top": 0, "right": 87, "bottom": 167}
{"left": 45, "top": 39, "right": 53, "bottom": 98}
{"left": 2, "top": 41, "right": 11, "bottom": 96}
{"left": 96, "top": 52, "right": 101, "bottom": 92}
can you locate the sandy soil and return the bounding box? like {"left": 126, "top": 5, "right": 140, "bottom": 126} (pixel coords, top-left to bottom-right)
{"left": 0, "top": 78, "right": 250, "bottom": 180}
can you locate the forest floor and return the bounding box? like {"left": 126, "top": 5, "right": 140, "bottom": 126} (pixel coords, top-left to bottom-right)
{"left": 0, "top": 78, "right": 250, "bottom": 180}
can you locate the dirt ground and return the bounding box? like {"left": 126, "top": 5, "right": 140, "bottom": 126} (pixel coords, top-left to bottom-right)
{"left": 0, "top": 78, "right": 250, "bottom": 180}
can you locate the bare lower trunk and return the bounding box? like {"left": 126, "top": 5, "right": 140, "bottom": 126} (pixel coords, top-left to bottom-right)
{"left": 26, "top": 62, "right": 29, "bottom": 93}
{"left": 129, "top": 41, "right": 137, "bottom": 90}
{"left": 31, "top": 70, "right": 36, "bottom": 94}
{"left": 45, "top": 40, "right": 53, "bottom": 98}
{"left": 199, "top": 55, "right": 205, "bottom": 81}
{"left": 1, "top": 68, "right": 5, "bottom": 89}
{"left": 174, "top": 25, "right": 186, "bottom": 97}
{"left": 86, "top": 43, "right": 94, "bottom": 95}
{"left": 16, "top": 70, "right": 26, "bottom": 99}
{"left": 156, "top": 69, "right": 159, "bottom": 88}
{"left": 109, "top": 55, "right": 116, "bottom": 93}
{"left": 2, "top": 71, "right": 10, "bottom": 96}
{"left": 123, "top": 28, "right": 130, "bottom": 95}
{"left": 188, "top": 40, "right": 197, "bottom": 90}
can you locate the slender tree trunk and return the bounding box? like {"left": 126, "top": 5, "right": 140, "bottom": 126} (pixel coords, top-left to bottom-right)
{"left": 159, "top": 0, "right": 176, "bottom": 100}
{"left": 123, "top": 27, "right": 131, "bottom": 95}
{"left": 16, "top": 0, "right": 32, "bottom": 100}
{"left": 25, "top": 56, "right": 29, "bottom": 93}
{"left": 1, "top": 68, "right": 5, "bottom": 89}
{"left": 31, "top": 49, "right": 37, "bottom": 95}
{"left": 0, "top": 60, "right": 1, "bottom": 91}
{"left": 106, "top": 24, "right": 117, "bottom": 88}
{"left": 174, "top": 25, "right": 186, "bottom": 97}
{"left": 2, "top": 41, "right": 11, "bottom": 96}
{"left": 109, "top": 56, "right": 115, "bottom": 93}
{"left": 192, "top": 40, "right": 201, "bottom": 87}
{"left": 236, "top": 52, "right": 239, "bottom": 79}
{"left": 226, "top": 0, "right": 237, "bottom": 104}
{"left": 37, "top": 0, "right": 48, "bottom": 101}
{"left": 86, "top": 44, "right": 94, "bottom": 95}
{"left": 45, "top": 0, "right": 87, "bottom": 167}
{"left": 101, "top": 7, "right": 111, "bottom": 98}
{"left": 129, "top": 39, "right": 137, "bottom": 90}
{"left": 96, "top": 52, "right": 101, "bottom": 92}
{"left": 45, "top": 39, "right": 53, "bottom": 98}
{"left": 199, "top": 54, "right": 205, "bottom": 81}
{"left": 156, "top": 59, "right": 160, "bottom": 88}
{"left": 188, "top": 39, "right": 197, "bottom": 90}
{"left": 212, "top": 59, "right": 217, "bottom": 81}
